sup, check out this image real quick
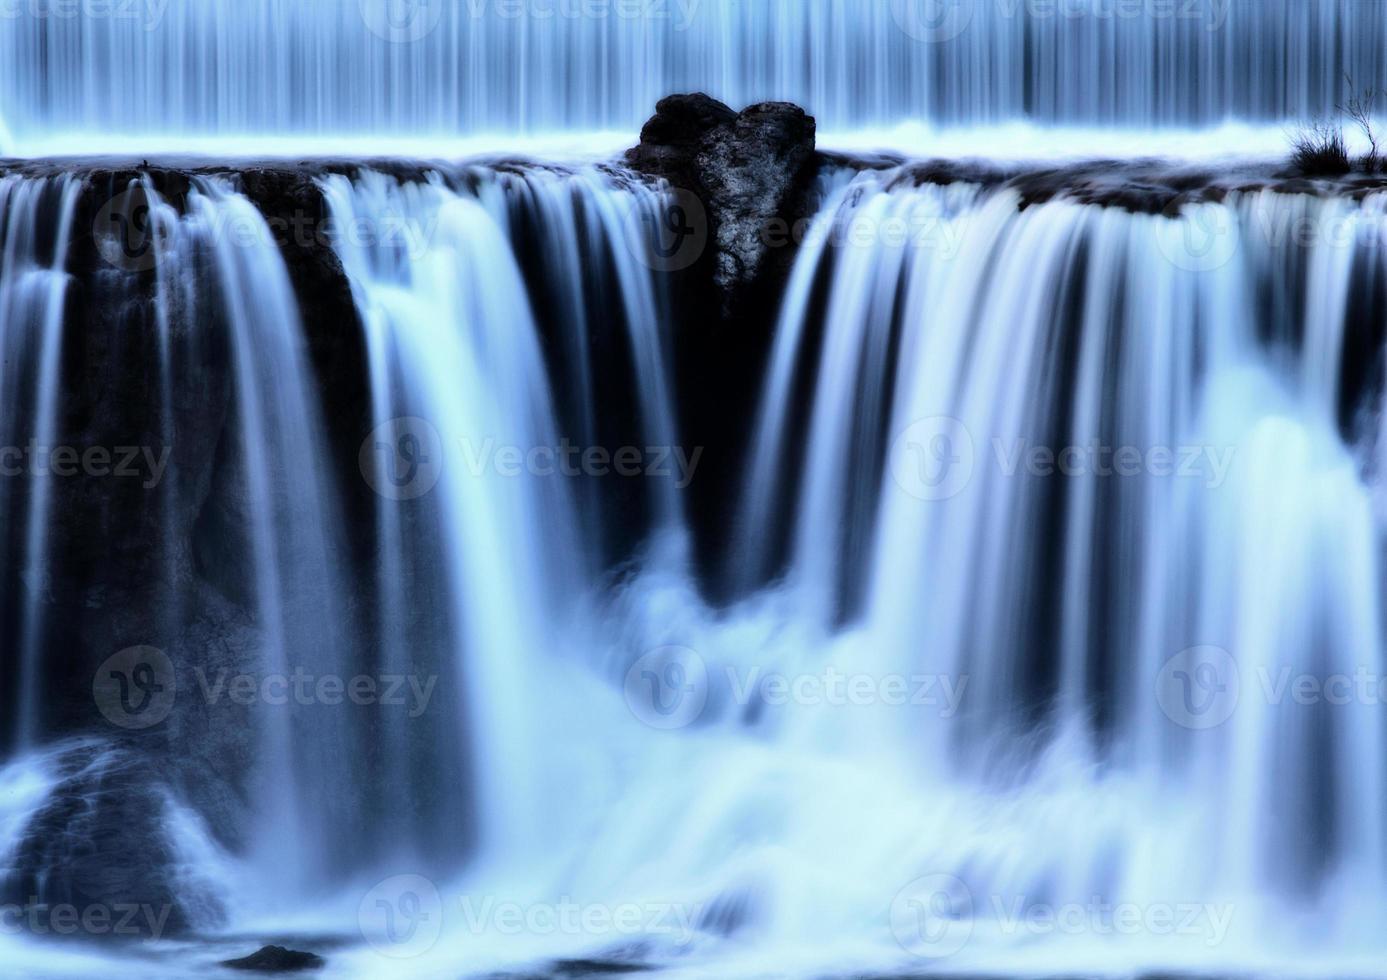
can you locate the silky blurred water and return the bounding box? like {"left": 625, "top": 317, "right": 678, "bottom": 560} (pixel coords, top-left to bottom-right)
{"left": 2, "top": 0, "right": 1385, "bottom": 153}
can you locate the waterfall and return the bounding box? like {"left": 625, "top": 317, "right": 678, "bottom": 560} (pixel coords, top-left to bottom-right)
{"left": 5, "top": 8, "right": 1387, "bottom": 962}
{"left": 0, "top": 153, "right": 1385, "bottom": 974}
{"left": 304, "top": 170, "right": 1387, "bottom": 978}
{"left": 3, "top": 0, "right": 1386, "bottom": 151}
{"left": 0, "top": 175, "right": 80, "bottom": 751}
{"left": 182, "top": 180, "right": 360, "bottom": 895}
{"left": 320, "top": 165, "right": 687, "bottom": 876}
{"left": 7, "top": 173, "right": 365, "bottom": 902}
{"left": 319, "top": 170, "right": 1387, "bottom": 974}
{"left": 715, "top": 172, "right": 1387, "bottom": 956}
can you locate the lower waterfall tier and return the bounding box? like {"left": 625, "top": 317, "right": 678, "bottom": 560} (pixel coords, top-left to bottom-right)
{"left": 0, "top": 138, "right": 1385, "bottom": 976}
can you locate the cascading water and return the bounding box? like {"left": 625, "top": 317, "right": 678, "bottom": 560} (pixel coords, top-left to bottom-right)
{"left": 708, "top": 173, "right": 1387, "bottom": 969}
{"left": 2, "top": 0, "right": 1385, "bottom": 152}
{"left": 1, "top": 171, "right": 379, "bottom": 944}
{"left": 1, "top": 161, "right": 1385, "bottom": 977}
{"left": 0, "top": 175, "right": 79, "bottom": 752}
{"left": 312, "top": 171, "right": 1387, "bottom": 977}
{"left": 5, "top": 2, "right": 1387, "bottom": 975}
{"left": 320, "top": 165, "right": 689, "bottom": 874}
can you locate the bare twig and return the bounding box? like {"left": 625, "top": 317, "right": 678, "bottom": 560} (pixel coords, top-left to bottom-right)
{"left": 1338, "top": 72, "right": 1381, "bottom": 173}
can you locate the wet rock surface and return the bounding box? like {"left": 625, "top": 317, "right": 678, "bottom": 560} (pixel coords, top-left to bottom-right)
{"left": 0, "top": 741, "right": 225, "bottom": 938}
{"left": 626, "top": 93, "right": 818, "bottom": 318}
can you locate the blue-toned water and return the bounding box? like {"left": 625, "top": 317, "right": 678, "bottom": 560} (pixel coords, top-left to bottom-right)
{"left": 1, "top": 2, "right": 1387, "bottom": 977}
{"left": 1, "top": 0, "right": 1385, "bottom": 152}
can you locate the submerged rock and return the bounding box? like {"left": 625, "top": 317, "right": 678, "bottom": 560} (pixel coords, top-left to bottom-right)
{"left": 2, "top": 740, "right": 226, "bottom": 938}
{"left": 222, "top": 945, "right": 326, "bottom": 973}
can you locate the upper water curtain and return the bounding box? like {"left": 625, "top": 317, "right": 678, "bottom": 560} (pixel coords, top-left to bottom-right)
{"left": 1, "top": 0, "right": 1385, "bottom": 151}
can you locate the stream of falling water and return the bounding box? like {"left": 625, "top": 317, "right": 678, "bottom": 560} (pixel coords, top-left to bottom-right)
{"left": 2, "top": 0, "right": 1386, "bottom": 153}
{"left": 316, "top": 171, "right": 1387, "bottom": 977}
{"left": 0, "top": 159, "right": 1386, "bottom": 977}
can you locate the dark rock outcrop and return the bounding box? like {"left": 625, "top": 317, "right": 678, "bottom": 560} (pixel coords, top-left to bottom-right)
{"left": 626, "top": 93, "right": 818, "bottom": 318}
{"left": 2, "top": 741, "right": 224, "bottom": 938}
{"left": 222, "top": 945, "right": 326, "bottom": 973}
{"left": 626, "top": 96, "right": 820, "bottom": 595}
